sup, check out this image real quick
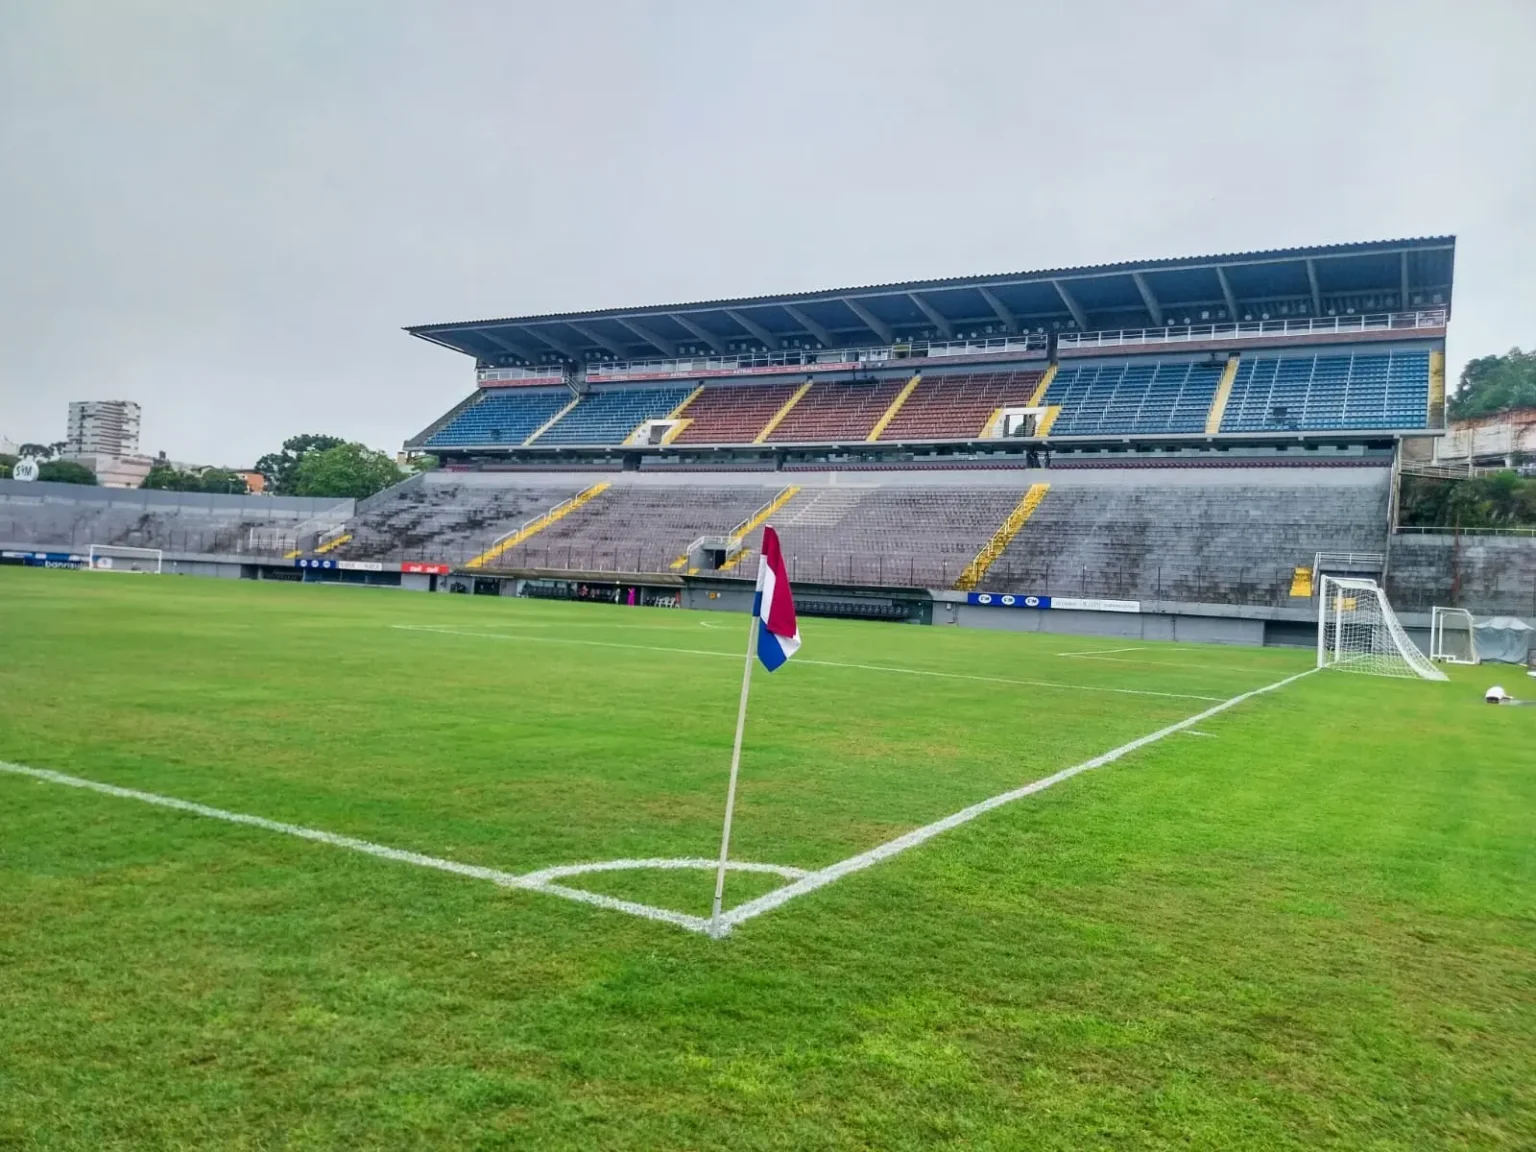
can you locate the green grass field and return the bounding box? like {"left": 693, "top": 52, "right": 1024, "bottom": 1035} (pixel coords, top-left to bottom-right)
{"left": 1, "top": 567, "right": 1532, "bottom": 1150}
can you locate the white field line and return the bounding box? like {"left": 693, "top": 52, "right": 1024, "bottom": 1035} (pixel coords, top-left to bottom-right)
{"left": 1, "top": 668, "right": 1313, "bottom": 939}
{"left": 0, "top": 762, "right": 772, "bottom": 936}
{"left": 713, "top": 667, "right": 1317, "bottom": 935}
{"left": 1058, "top": 651, "right": 1307, "bottom": 674}
{"left": 392, "top": 624, "right": 1227, "bottom": 703}
{"left": 1054, "top": 646, "right": 1148, "bottom": 656}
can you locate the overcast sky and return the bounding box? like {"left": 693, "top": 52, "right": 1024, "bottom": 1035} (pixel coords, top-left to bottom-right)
{"left": 2, "top": 0, "right": 1532, "bottom": 464}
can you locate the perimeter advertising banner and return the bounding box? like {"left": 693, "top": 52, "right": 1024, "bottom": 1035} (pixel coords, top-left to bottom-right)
{"left": 1, "top": 550, "right": 89, "bottom": 569}
{"left": 966, "top": 592, "right": 1141, "bottom": 614}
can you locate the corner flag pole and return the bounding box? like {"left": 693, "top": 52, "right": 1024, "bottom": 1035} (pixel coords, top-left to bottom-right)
{"left": 710, "top": 611, "right": 759, "bottom": 933}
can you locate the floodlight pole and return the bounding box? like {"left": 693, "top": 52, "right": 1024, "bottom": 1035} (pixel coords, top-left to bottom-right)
{"left": 710, "top": 612, "right": 759, "bottom": 935}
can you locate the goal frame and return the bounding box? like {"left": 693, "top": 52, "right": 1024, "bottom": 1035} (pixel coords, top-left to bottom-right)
{"left": 1315, "top": 575, "right": 1447, "bottom": 681}
{"left": 1429, "top": 606, "right": 1479, "bottom": 665}
{"left": 88, "top": 544, "right": 164, "bottom": 574}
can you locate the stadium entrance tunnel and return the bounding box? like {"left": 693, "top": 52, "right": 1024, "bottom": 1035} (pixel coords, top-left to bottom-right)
{"left": 683, "top": 575, "right": 932, "bottom": 624}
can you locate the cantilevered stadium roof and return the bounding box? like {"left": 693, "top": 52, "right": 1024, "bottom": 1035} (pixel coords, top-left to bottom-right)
{"left": 407, "top": 237, "right": 1455, "bottom": 365}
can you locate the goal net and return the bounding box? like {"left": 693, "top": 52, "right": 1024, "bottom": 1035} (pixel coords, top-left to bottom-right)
{"left": 1316, "top": 576, "right": 1446, "bottom": 681}
{"left": 1430, "top": 606, "right": 1478, "bottom": 665}
{"left": 88, "top": 544, "right": 163, "bottom": 574}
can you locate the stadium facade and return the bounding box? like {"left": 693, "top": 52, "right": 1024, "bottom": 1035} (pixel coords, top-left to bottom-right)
{"left": 6, "top": 236, "right": 1528, "bottom": 644}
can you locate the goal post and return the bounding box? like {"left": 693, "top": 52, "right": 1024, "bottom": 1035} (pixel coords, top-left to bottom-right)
{"left": 1430, "top": 606, "right": 1478, "bottom": 665}
{"left": 1316, "top": 576, "right": 1447, "bottom": 681}
{"left": 88, "top": 544, "right": 164, "bottom": 574}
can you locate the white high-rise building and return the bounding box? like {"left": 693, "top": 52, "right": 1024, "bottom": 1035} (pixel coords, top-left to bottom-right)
{"left": 66, "top": 400, "right": 141, "bottom": 456}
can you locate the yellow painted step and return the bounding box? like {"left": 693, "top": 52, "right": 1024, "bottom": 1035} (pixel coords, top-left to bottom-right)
{"left": 1204, "top": 355, "right": 1240, "bottom": 435}
{"left": 314, "top": 532, "right": 352, "bottom": 555}
{"left": 754, "top": 382, "right": 812, "bottom": 443}
{"left": 1289, "top": 567, "right": 1313, "bottom": 598}
{"left": 1026, "top": 363, "right": 1058, "bottom": 407}
{"left": 868, "top": 374, "right": 922, "bottom": 441}
{"left": 466, "top": 482, "right": 610, "bottom": 569}
{"left": 525, "top": 395, "right": 582, "bottom": 445}
{"left": 718, "top": 547, "right": 751, "bottom": 572}
{"left": 953, "top": 484, "right": 1050, "bottom": 592}
{"left": 732, "top": 485, "right": 800, "bottom": 542}
{"left": 1428, "top": 350, "right": 1446, "bottom": 425}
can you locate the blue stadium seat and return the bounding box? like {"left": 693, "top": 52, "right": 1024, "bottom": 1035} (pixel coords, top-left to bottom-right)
{"left": 425, "top": 389, "right": 572, "bottom": 448}
{"left": 1044, "top": 359, "right": 1223, "bottom": 436}
{"left": 534, "top": 385, "right": 696, "bottom": 446}
{"left": 1219, "top": 350, "right": 1429, "bottom": 432}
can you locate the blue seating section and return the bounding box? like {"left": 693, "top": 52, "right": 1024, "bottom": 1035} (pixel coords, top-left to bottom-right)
{"left": 1220, "top": 351, "right": 1429, "bottom": 432}
{"left": 425, "top": 389, "right": 571, "bottom": 448}
{"left": 1044, "top": 360, "right": 1223, "bottom": 436}
{"left": 534, "top": 385, "right": 696, "bottom": 445}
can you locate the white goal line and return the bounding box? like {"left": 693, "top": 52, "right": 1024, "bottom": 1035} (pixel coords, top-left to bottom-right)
{"left": 0, "top": 667, "right": 1314, "bottom": 938}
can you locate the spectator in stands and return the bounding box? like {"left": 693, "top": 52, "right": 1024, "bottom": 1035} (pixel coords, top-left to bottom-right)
{"left": 1043, "top": 449, "right": 1052, "bottom": 469}
{"left": 1026, "top": 449, "right": 1039, "bottom": 469}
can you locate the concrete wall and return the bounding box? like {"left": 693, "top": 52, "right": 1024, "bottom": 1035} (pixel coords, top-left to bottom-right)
{"left": 0, "top": 477, "right": 353, "bottom": 516}
{"left": 1388, "top": 533, "right": 1536, "bottom": 616}
{"left": 953, "top": 603, "right": 1266, "bottom": 645}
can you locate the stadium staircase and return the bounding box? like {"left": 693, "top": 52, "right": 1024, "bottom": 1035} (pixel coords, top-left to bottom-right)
{"left": 865, "top": 374, "right": 922, "bottom": 441}
{"left": 878, "top": 370, "right": 1044, "bottom": 441}
{"left": 466, "top": 482, "right": 612, "bottom": 569}
{"left": 1204, "top": 355, "right": 1240, "bottom": 434}
{"left": 666, "top": 383, "right": 798, "bottom": 445}
{"left": 753, "top": 383, "right": 813, "bottom": 443}
{"left": 953, "top": 484, "right": 1050, "bottom": 591}
{"left": 767, "top": 379, "right": 904, "bottom": 442}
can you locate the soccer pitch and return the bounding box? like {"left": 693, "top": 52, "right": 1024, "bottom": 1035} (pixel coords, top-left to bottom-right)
{"left": 2, "top": 569, "right": 1532, "bottom": 1149}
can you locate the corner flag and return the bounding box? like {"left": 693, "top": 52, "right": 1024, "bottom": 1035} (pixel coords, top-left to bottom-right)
{"left": 710, "top": 523, "right": 802, "bottom": 932}
{"left": 754, "top": 526, "right": 800, "bottom": 671}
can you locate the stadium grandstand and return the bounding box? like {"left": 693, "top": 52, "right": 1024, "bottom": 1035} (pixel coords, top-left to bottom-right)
{"left": 7, "top": 236, "right": 1526, "bottom": 637}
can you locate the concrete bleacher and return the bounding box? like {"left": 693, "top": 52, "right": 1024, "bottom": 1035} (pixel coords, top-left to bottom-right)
{"left": 1220, "top": 350, "right": 1429, "bottom": 432}
{"left": 878, "top": 370, "right": 1044, "bottom": 441}
{"left": 0, "top": 479, "right": 350, "bottom": 555}
{"left": 670, "top": 382, "right": 801, "bottom": 444}
{"left": 1045, "top": 360, "right": 1225, "bottom": 436}
{"left": 745, "top": 485, "right": 1025, "bottom": 587}
{"left": 338, "top": 475, "right": 583, "bottom": 563}
{"left": 533, "top": 385, "right": 695, "bottom": 446}
{"left": 493, "top": 484, "right": 775, "bottom": 572}
{"left": 425, "top": 389, "right": 572, "bottom": 448}
{"left": 767, "top": 379, "right": 904, "bottom": 442}
{"left": 984, "top": 467, "right": 1391, "bottom": 603}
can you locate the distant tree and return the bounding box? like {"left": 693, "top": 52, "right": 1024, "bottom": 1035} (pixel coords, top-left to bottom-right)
{"left": 405, "top": 453, "right": 439, "bottom": 474}
{"left": 0, "top": 454, "right": 14, "bottom": 479}
{"left": 1400, "top": 471, "right": 1536, "bottom": 529}
{"left": 142, "top": 465, "right": 206, "bottom": 492}
{"left": 255, "top": 434, "right": 346, "bottom": 496}
{"left": 1449, "top": 348, "right": 1536, "bottom": 420}
{"left": 199, "top": 468, "right": 248, "bottom": 494}
{"left": 17, "top": 442, "right": 55, "bottom": 461}
{"left": 37, "top": 460, "right": 98, "bottom": 485}
{"left": 292, "top": 442, "right": 403, "bottom": 499}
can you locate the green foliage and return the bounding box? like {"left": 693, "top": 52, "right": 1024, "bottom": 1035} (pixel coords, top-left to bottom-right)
{"left": 405, "top": 453, "right": 439, "bottom": 474}
{"left": 254, "top": 434, "right": 346, "bottom": 496}
{"left": 291, "top": 441, "right": 403, "bottom": 499}
{"left": 1401, "top": 471, "right": 1536, "bottom": 528}
{"left": 141, "top": 465, "right": 206, "bottom": 492}
{"left": 1, "top": 578, "right": 1533, "bottom": 1149}
{"left": 35, "top": 459, "right": 97, "bottom": 485}
{"left": 0, "top": 453, "right": 14, "bottom": 480}
{"left": 1449, "top": 348, "right": 1536, "bottom": 420}
{"left": 16, "top": 443, "right": 56, "bottom": 461}
{"left": 197, "top": 468, "right": 248, "bottom": 495}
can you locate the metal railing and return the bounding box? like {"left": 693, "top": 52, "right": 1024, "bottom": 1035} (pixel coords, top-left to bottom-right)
{"left": 490, "top": 310, "right": 1450, "bottom": 386}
